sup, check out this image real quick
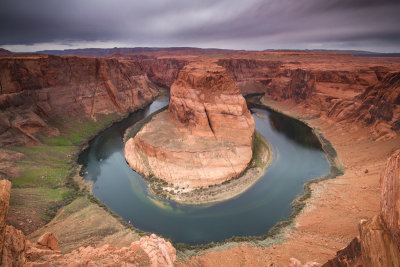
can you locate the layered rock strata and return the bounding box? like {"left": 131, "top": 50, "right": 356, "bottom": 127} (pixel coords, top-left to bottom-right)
{"left": 125, "top": 62, "right": 255, "bottom": 188}
{"left": 0, "top": 55, "right": 160, "bottom": 146}
{"left": 216, "top": 53, "right": 400, "bottom": 140}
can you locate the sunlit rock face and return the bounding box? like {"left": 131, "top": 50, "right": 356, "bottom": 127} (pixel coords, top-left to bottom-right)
{"left": 125, "top": 62, "right": 255, "bottom": 188}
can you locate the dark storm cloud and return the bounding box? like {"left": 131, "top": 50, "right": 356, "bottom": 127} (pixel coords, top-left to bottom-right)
{"left": 0, "top": 0, "right": 399, "bottom": 52}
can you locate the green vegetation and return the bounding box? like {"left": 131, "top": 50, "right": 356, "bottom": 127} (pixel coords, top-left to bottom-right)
{"left": 7, "top": 112, "right": 126, "bottom": 230}
{"left": 251, "top": 131, "right": 269, "bottom": 168}
{"left": 11, "top": 145, "right": 73, "bottom": 188}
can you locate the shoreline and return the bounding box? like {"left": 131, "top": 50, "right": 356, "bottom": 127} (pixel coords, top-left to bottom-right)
{"left": 144, "top": 130, "right": 273, "bottom": 205}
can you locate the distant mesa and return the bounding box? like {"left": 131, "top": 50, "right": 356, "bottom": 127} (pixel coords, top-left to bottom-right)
{"left": 124, "top": 62, "right": 255, "bottom": 189}
{"left": 0, "top": 48, "right": 12, "bottom": 56}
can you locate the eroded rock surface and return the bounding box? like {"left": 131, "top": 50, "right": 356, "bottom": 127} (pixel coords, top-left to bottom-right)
{"left": 324, "top": 149, "right": 400, "bottom": 266}
{"left": 0, "top": 180, "right": 11, "bottom": 259}
{"left": 0, "top": 55, "right": 160, "bottom": 146}
{"left": 3, "top": 227, "right": 176, "bottom": 267}
{"left": 0, "top": 180, "right": 176, "bottom": 267}
{"left": 216, "top": 53, "right": 400, "bottom": 140}
{"left": 125, "top": 62, "right": 255, "bottom": 188}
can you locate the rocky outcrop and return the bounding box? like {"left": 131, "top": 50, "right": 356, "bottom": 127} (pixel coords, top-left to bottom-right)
{"left": 2, "top": 226, "right": 176, "bottom": 267}
{"left": 0, "top": 55, "right": 160, "bottom": 146}
{"left": 359, "top": 214, "right": 400, "bottom": 266}
{"left": 22, "top": 233, "right": 176, "bottom": 267}
{"left": 125, "top": 62, "right": 255, "bottom": 188}
{"left": 0, "top": 179, "right": 176, "bottom": 266}
{"left": 2, "top": 225, "right": 26, "bottom": 267}
{"left": 380, "top": 148, "right": 400, "bottom": 249}
{"left": 324, "top": 149, "right": 400, "bottom": 266}
{"left": 322, "top": 237, "right": 362, "bottom": 267}
{"left": 0, "top": 180, "right": 11, "bottom": 261}
{"left": 37, "top": 232, "right": 59, "bottom": 251}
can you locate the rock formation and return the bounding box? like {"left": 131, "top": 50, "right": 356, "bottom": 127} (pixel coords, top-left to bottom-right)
{"left": 324, "top": 149, "right": 400, "bottom": 266}
{"left": 125, "top": 62, "right": 255, "bottom": 188}
{"left": 0, "top": 180, "right": 11, "bottom": 259}
{"left": 0, "top": 179, "right": 176, "bottom": 266}
{"left": 216, "top": 53, "right": 400, "bottom": 140}
{"left": 2, "top": 227, "right": 176, "bottom": 266}
{"left": 0, "top": 55, "right": 160, "bottom": 146}
{"left": 327, "top": 72, "right": 400, "bottom": 140}
{"left": 3, "top": 50, "right": 400, "bottom": 266}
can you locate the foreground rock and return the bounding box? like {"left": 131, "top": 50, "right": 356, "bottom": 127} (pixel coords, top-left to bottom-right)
{"left": 2, "top": 225, "right": 176, "bottom": 267}
{"left": 125, "top": 62, "right": 255, "bottom": 189}
{"left": 0, "top": 180, "right": 11, "bottom": 257}
{"left": 0, "top": 180, "right": 176, "bottom": 267}
{"left": 323, "top": 149, "right": 400, "bottom": 266}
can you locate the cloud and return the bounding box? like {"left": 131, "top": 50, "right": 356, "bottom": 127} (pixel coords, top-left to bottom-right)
{"left": 0, "top": 0, "right": 399, "bottom": 52}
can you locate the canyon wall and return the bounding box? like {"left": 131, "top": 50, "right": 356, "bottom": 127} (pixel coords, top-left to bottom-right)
{"left": 125, "top": 62, "right": 255, "bottom": 188}
{"left": 217, "top": 58, "right": 281, "bottom": 95}
{"left": 327, "top": 71, "right": 400, "bottom": 139}
{"left": 0, "top": 55, "right": 160, "bottom": 146}
{"left": 217, "top": 55, "right": 399, "bottom": 140}
{"left": 139, "top": 58, "right": 188, "bottom": 88}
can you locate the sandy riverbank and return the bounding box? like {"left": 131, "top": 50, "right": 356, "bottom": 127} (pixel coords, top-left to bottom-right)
{"left": 177, "top": 97, "right": 400, "bottom": 266}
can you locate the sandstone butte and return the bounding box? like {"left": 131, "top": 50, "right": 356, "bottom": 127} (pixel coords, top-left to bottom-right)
{"left": 125, "top": 62, "right": 255, "bottom": 188}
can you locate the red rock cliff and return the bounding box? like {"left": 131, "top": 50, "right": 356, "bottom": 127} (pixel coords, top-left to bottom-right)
{"left": 0, "top": 55, "right": 160, "bottom": 146}
{"left": 140, "top": 58, "right": 188, "bottom": 88}
{"left": 324, "top": 149, "right": 400, "bottom": 266}
{"left": 217, "top": 54, "right": 399, "bottom": 140}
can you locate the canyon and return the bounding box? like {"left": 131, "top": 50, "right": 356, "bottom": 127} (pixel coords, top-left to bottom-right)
{"left": 0, "top": 49, "right": 400, "bottom": 266}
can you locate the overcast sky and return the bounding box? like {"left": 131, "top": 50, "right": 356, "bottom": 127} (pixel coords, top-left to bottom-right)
{"left": 1, "top": 0, "right": 399, "bottom": 52}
